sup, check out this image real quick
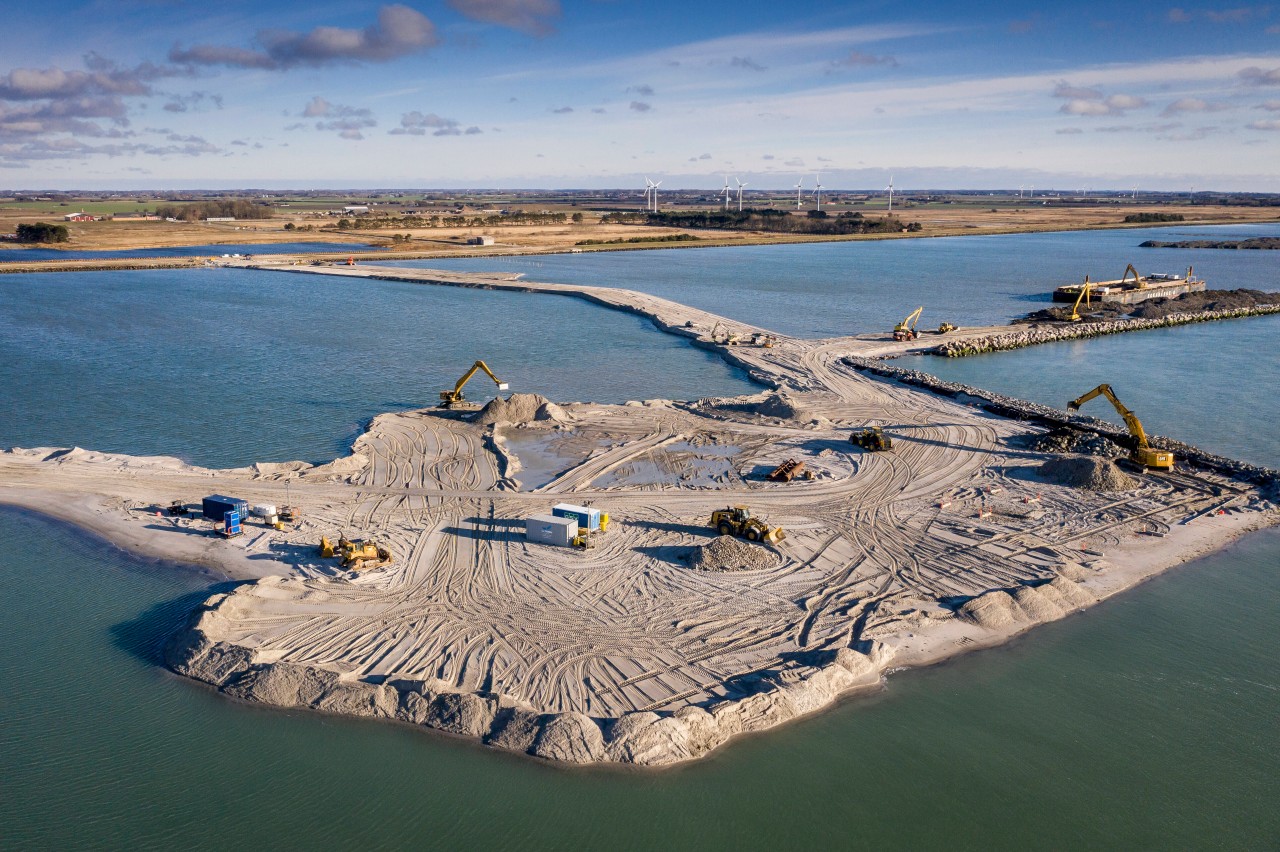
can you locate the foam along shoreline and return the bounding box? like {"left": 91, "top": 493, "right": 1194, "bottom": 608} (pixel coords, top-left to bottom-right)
{"left": 2, "top": 265, "right": 1276, "bottom": 767}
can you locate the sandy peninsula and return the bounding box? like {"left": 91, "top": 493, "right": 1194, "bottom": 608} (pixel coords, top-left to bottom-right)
{"left": 1, "top": 262, "right": 1275, "bottom": 766}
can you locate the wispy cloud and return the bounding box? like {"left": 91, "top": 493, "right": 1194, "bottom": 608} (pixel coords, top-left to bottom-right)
{"left": 446, "top": 0, "right": 561, "bottom": 37}
{"left": 389, "top": 111, "right": 482, "bottom": 136}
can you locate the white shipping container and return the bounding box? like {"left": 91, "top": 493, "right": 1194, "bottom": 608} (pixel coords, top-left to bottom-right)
{"left": 525, "top": 514, "right": 578, "bottom": 547}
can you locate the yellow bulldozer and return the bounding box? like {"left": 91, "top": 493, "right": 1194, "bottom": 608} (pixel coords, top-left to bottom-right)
{"left": 1067, "top": 384, "right": 1174, "bottom": 470}
{"left": 710, "top": 506, "right": 786, "bottom": 544}
{"left": 439, "top": 360, "right": 509, "bottom": 408}
{"left": 320, "top": 535, "right": 394, "bottom": 570}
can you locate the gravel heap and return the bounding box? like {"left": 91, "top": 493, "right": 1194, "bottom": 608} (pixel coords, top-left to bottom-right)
{"left": 754, "top": 393, "right": 809, "bottom": 420}
{"left": 687, "top": 535, "right": 780, "bottom": 572}
{"left": 1032, "top": 429, "right": 1125, "bottom": 458}
{"left": 1038, "top": 456, "right": 1137, "bottom": 491}
{"left": 473, "top": 393, "right": 567, "bottom": 426}
{"left": 1129, "top": 288, "right": 1280, "bottom": 319}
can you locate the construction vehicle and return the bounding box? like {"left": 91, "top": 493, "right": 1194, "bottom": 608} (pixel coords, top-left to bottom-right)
{"left": 710, "top": 322, "right": 742, "bottom": 346}
{"left": 850, "top": 426, "right": 893, "bottom": 451}
{"left": 936, "top": 322, "right": 957, "bottom": 334}
{"left": 166, "top": 500, "right": 189, "bottom": 517}
{"left": 767, "top": 458, "right": 808, "bottom": 482}
{"left": 893, "top": 307, "right": 923, "bottom": 341}
{"left": 1067, "top": 384, "right": 1174, "bottom": 470}
{"left": 320, "top": 535, "right": 393, "bottom": 569}
{"left": 439, "top": 360, "right": 509, "bottom": 408}
{"left": 710, "top": 506, "right": 786, "bottom": 544}
{"left": 1069, "top": 276, "right": 1094, "bottom": 322}
{"left": 1120, "top": 263, "right": 1145, "bottom": 290}
{"left": 749, "top": 332, "right": 778, "bottom": 348}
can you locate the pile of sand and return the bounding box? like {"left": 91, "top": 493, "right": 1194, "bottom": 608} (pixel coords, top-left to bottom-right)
{"left": 1032, "top": 429, "right": 1124, "bottom": 458}
{"left": 1038, "top": 456, "right": 1136, "bottom": 491}
{"left": 687, "top": 535, "right": 780, "bottom": 572}
{"left": 755, "top": 393, "right": 809, "bottom": 421}
{"left": 473, "top": 394, "right": 567, "bottom": 426}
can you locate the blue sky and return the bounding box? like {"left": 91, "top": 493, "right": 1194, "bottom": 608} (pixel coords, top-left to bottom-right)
{"left": 2, "top": 1, "right": 1278, "bottom": 190}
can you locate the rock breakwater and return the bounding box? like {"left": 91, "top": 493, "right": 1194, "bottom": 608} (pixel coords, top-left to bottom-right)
{"left": 935, "top": 305, "right": 1280, "bottom": 358}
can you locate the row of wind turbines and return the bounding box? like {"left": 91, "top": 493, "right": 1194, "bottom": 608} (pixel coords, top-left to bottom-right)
{"left": 643, "top": 174, "right": 897, "bottom": 213}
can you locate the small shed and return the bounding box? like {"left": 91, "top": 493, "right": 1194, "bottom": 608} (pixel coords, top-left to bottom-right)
{"left": 525, "top": 514, "right": 578, "bottom": 547}
{"left": 467, "top": 235, "right": 495, "bottom": 246}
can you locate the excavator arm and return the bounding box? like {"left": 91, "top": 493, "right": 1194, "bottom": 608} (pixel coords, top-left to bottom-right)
{"left": 440, "top": 360, "right": 509, "bottom": 407}
{"left": 1120, "top": 263, "right": 1145, "bottom": 290}
{"left": 1069, "top": 276, "right": 1092, "bottom": 322}
{"left": 895, "top": 306, "right": 923, "bottom": 332}
{"left": 1068, "top": 384, "right": 1173, "bottom": 470}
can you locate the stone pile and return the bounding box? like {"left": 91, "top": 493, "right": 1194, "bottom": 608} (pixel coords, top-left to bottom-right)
{"left": 687, "top": 535, "right": 781, "bottom": 572}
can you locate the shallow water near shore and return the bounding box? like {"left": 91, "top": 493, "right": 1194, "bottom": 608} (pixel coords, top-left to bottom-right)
{"left": 2, "top": 226, "right": 1279, "bottom": 848}
{"left": 0, "top": 241, "right": 375, "bottom": 262}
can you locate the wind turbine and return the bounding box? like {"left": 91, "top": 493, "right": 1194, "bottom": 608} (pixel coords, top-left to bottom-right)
{"left": 643, "top": 177, "right": 653, "bottom": 211}
{"left": 650, "top": 179, "right": 662, "bottom": 212}
{"left": 735, "top": 177, "right": 747, "bottom": 212}
{"left": 722, "top": 176, "right": 732, "bottom": 211}
{"left": 886, "top": 174, "right": 895, "bottom": 214}
{"left": 811, "top": 173, "right": 823, "bottom": 211}
{"left": 1132, "top": 184, "right": 1138, "bottom": 201}
{"left": 795, "top": 177, "right": 804, "bottom": 209}
{"left": 1018, "top": 184, "right": 1024, "bottom": 201}
{"left": 1029, "top": 185, "right": 1034, "bottom": 199}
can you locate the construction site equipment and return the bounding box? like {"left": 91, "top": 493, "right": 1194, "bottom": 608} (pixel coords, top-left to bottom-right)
{"left": 1120, "top": 263, "right": 1144, "bottom": 290}
{"left": 1067, "top": 384, "right": 1174, "bottom": 470}
{"left": 552, "top": 503, "right": 609, "bottom": 533}
{"left": 767, "top": 458, "right": 807, "bottom": 482}
{"left": 167, "top": 501, "right": 189, "bottom": 517}
{"left": 850, "top": 427, "right": 893, "bottom": 451}
{"left": 936, "top": 322, "right": 957, "bottom": 334}
{"left": 710, "top": 322, "right": 742, "bottom": 345}
{"left": 220, "top": 510, "right": 243, "bottom": 538}
{"left": 1069, "top": 276, "right": 1093, "bottom": 322}
{"left": 749, "top": 332, "right": 777, "bottom": 348}
{"left": 710, "top": 506, "right": 786, "bottom": 544}
{"left": 278, "top": 506, "right": 299, "bottom": 523}
{"left": 525, "top": 514, "right": 579, "bottom": 547}
{"left": 893, "top": 307, "right": 923, "bottom": 341}
{"left": 320, "top": 535, "right": 392, "bottom": 568}
{"left": 439, "top": 360, "right": 509, "bottom": 408}
{"left": 202, "top": 495, "right": 248, "bottom": 523}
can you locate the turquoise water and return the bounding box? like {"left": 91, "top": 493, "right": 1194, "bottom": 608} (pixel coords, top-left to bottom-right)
{"left": 0, "top": 242, "right": 374, "bottom": 261}
{"left": 388, "top": 223, "right": 1280, "bottom": 337}
{"left": 2, "top": 228, "right": 1279, "bottom": 849}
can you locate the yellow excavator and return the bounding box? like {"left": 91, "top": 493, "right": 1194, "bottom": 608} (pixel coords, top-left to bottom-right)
{"left": 1067, "top": 384, "right": 1174, "bottom": 470}
{"left": 893, "top": 307, "right": 923, "bottom": 341}
{"left": 1069, "top": 276, "right": 1093, "bottom": 322}
{"left": 1120, "top": 263, "right": 1145, "bottom": 290}
{"left": 439, "top": 360, "right": 509, "bottom": 408}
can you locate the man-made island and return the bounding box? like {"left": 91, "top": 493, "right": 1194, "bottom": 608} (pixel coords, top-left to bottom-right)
{"left": 1, "top": 263, "right": 1275, "bottom": 766}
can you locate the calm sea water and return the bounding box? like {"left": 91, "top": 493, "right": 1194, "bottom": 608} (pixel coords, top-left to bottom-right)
{"left": 389, "top": 222, "right": 1280, "bottom": 337}
{"left": 2, "top": 228, "right": 1278, "bottom": 849}
{"left": 0, "top": 242, "right": 374, "bottom": 262}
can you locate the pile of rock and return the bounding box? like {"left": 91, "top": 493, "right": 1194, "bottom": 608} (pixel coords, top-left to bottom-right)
{"left": 1032, "top": 429, "right": 1125, "bottom": 458}
{"left": 687, "top": 535, "right": 780, "bottom": 572}
{"left": 1038, "top": 456, "right": 1136, "bottom": 491}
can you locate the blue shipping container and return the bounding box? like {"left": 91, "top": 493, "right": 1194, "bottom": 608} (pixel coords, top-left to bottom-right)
{"left": 203, "top": 495, "right": 249, "bottom": 522}
{"left": 223, "top": 510, "right": 242, "bottom": 537}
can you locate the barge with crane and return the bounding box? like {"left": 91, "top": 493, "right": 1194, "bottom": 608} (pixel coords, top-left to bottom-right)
{"left": 1053, "top": 264, "right": 1205, "bottom": 304}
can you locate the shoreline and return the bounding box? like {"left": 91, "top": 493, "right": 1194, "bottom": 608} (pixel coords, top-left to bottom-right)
{"left": 3, "top": 263, "right": 1276, "bottom": 768}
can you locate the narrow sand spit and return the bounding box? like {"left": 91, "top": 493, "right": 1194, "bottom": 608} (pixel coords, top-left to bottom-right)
{"left": 1, "top": 262, "right": 1275, "bottom": 767}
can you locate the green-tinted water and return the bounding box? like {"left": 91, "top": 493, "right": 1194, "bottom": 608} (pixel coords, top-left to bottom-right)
{"left": 2, "top": 508, "right": 1277, "bottom": 850}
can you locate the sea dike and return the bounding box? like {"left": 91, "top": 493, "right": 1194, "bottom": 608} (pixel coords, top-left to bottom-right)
{"left": 932, "top": 305, "right": 1280, "bottom": 357}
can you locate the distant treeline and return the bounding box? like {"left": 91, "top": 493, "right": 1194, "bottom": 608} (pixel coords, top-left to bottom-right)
{"left": 153, "top": 200, "right": 274, "bottom": 221}
{"left": 16, "top": 222, "right": 69, "bottom": 243}
{"left": 332, "top": 211, "right": 572, "bottom": 230}
{"left": 575, "top": 233, "right": 700, "bottom": 246}
{"left": 602, "top": 209, "right": 922, "bottom": 235}
{"left": 1123, "top": 212, "right": 1184, "bottom": 223}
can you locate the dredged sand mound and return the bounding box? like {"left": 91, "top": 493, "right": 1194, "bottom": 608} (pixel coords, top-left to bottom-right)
{"left": 473, "top": 393, "right": 567, "bottom": 426}
{"left": 687, "top": 535, "right": 781, "bottom": 572}
{"left": 1038, "top": 456, "right": 1137, "bottom": 491}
